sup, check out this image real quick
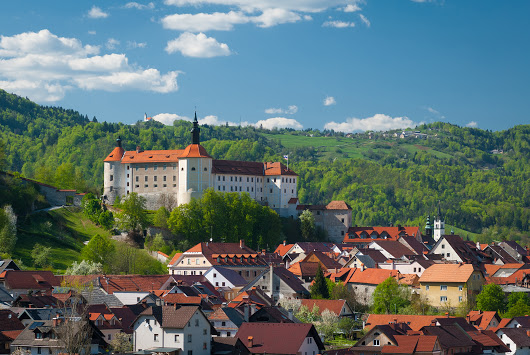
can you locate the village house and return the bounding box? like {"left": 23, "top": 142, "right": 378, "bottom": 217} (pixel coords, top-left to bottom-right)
{"left": 418, "top": 264, "right": 485, "bottom": 308}
{"left": 299, "top": 299, "right": 354, "bottom": 317}
{"left": 1, "top": 271, "right": 60, "bottom": 299}
{"left": 495, "top": 328, "right": 530, "bottom": 355}
{"left": 208, "top": 307, "right": 245, "bottom": 337}
{"left": 131, "top": 305, "right": 213, "bottom": 354}
{"left": 203, "top": 266, "right": 248, "bottom": 301}
{"left": 344, "top": 268, "right": 401, "bottom": 306}
{"left": 428, "top": 235, "right": 490, "bottom": 265}
{"left": 168, "top": 241, "right": 269, "bottom": 281}
{"left": 239, "top": 266, "right": 309, "bottom": 302}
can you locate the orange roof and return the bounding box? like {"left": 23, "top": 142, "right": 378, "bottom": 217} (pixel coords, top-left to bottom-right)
{"left": 326, "top": 201, "right": 352, "bottom": 210}
{"left": 1, "top": 330, "right": 24, "bottom": 341}
{"left": 485, "top": 264, "right": 502, "bottom": 276}
{"left": 263, "top": 161, "right": 297, "bottom": 176}
{"left": 157, "top": 251, "right": 169, "bottom": 258}
{"left": 274, "top": 243, "right": 294, "bottom": 257}
{"left": 344, "top": 226, "right": 420, "bottom": 242}
{"left": 398, "top": 273, "right": 420, "bottom": 286}
{"left": 180, "top": 144, "right": 212, "bottom": 158}
{"left": 490, "top": 318, "right": 512, "bottom": 331}
{"left": 382, "top": 335, "right": 439, "bottom": 354}
{"left": 104, "top": 146, "right": 125, "bottom": 162}
{"left": 479, "top": 243, "right": 488, "bottom": 250}
{"left": 121, "top": 149, "right": 184, "bottom": 164}
{"left": 89, "top": 313, "right": 101, "bottom": 321}
{"left": 168, "top": 253, "right": 182, "bottom": 266}
{"left": 300, "top": 299, "right": 347, "bottom": 316}
{"left": 346, "top": 268, "right": 399, "bottom": 285}
{"left": 419, "top": 264, "right": 477, "bottom": 283}
{"left": 365, "top": 314, "right": 439, "bottom": 331}
{"left": 162, "top": 293, "right": 202, "bottom": 304}
{"left": 468, "top": 311, "right": 498, "bottom": 330}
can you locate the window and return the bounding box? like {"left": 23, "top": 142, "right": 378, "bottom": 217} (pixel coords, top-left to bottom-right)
{"left": 37, "top": 348, "right": 41, "bottom": 354}
{"left": 218, "top": 186, "right": 221, "bottom": 191}
{"left": 231, "top": 176, "right": 233, "bottom": 182}
{"left": 145, "top": 165, "right": 148, "bottom": 171}
{"left": 446, "top": 253, "right": 451, "bottom": 257}
{"left": 441, "top": 244, "right": 445, "bottom": 249}
{"left": 187, "top": 259, "right": 191, "bottom": 264}
{"left": 459, "top": 296, "right": 463, "bottom": 302}
{"left": 196, "top": 258, "right": 200, "bottom": 264}
{"left": 163, "top": 164, "right": 167, "bottom": 170}
{"left": 341, "top": 218, "right": 345, "bottom": 223}
{"left": 308, "top": 338, "right": 312, "bottom": 344}
{"left": 154, "top": 184, "right": 157, "bottom": 188}
{"left": 108, "top": 334, "right": 112, "bottom": 340}
{"left": 127, "top": 174, "right": 130, "bottom": 178}
{"left": 188, "top": 334, "right": 192, "bottom": 343}
{"left": 146, "top": 319, "right": 150, "bottom": 325}
{"left": 163, "top": 176, "right": 166, "bottom": 181}
{"left": 191, "top": 167, "right": 196, "bottom": 171}
{"left": 414, "top": 268, "right": 417, "bottom": 272}
{"left": 203, "top": 343, "right": 207, "bottom": 350}
{"left": 215, "top": 282, "right": 219, "bottom": 286}
{"left": 195, "top": 319, "right": 199, "bottom": 326}
{"left": 154, "top": 334, "right": 159, "bottom": 342}
{"left": 227, "top": 331, "right": 231, "bottom": 336}
{"left": 223, "top": 176, "right": 225, "bottom": 181}
{"left": 173, "top": 175, "right": 176, "bottom": 181}
{"left": 213, "top": 273, "right": 217, "bottom": 277}
{"left": 440, "top": 285, "right": 447, "bottom": 291}
{"left": 136, "top": 176, "right": 139, "bottom": 182}
{"left": 110, "top": 175, "right": 113, "bottom": 181}
{"left": 373, "top": 339, "right": 380, "bottom": 346}
{"left": 145, "top": 176, "right": 148, "bottom": 182}
{"left": 154, "top": 176, "right": 157, "bottom": 181}
{"left": 425, "top": 285, "right": 430, "bottom": 291}
{"left": 459, "top": 285, "right": 463, "bottom": 291}
{"left": 203, "top": 329, "right": 207, "bottom": 335}
{"left": 154, "top": 165, "right": 158, "bottom": 171}
{"left": 163, "top": 184, "right": 167, "bottom": 187}
{"left": 440, "top": 296, "right": 448, "bottom": 302}
{"left": 174, "top": 335, "right": 179, "bottom": 342}
{"left": 221, "top": 321, "right": 226, "bottom": 326}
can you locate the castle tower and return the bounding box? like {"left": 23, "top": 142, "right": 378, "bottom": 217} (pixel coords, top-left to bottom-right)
{"left": 103, "top": 136, "right": 125, "bottom": 204}
{"left": 177, "top": 113, "right": 213, "bottom": 205}
{"left": 433, "top": 202, "right": 445, "bottom": 242}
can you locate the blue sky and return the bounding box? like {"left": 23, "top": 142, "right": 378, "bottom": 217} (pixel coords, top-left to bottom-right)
{"left": 0, "top": 0, "right": 529, "bottom": 132}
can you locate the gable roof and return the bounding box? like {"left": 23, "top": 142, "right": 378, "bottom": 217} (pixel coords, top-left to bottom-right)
{"left": 382, "top": 335, "right": 439, "bottom": 354}
{"left": 274, "top": 243, "right": 294, "bottom": 257}
{"left": 168, "top": 253, "right": 182, "bottom": 267}
{"left": 0, "top": 310, "right": 25, "bottom": 332}
{"left": 207, "top": 266, "right": 248, "bottom": 287}
{"left": 4, "top": 270, "right": 60, "bottom": 290}
{"left": 208, "top": 307, "right": 245, "bottom": 327}
{"left": 370, "top": 240, "right": 419, "bottom": 258}
{"left": 236, "top": 322, "right": 324, "bottom": 354}
{"left": 344, "top": 226, "right": 421, "bottom": 243}
{"left": 121, "top": 149, "right": 184, "bottom": 164}
{"left": 104, "top": 146, "right": 125, "bottom": 162}
{"left": 135, "top": 305, "right": 199, "bottom": 329}
{"left": 300, "top": 299, "right": 349, "bottom": 316}
{"left": 419, "top": 263, "right": 478, "bottom": 283}
{"left": 496, "top": 328, "right": 530, "bottom": 347}
{"left": 62, "top": 274, "right": 169, "bottom": 294}
{"left": 432, "top": 235, "right": 488, "bottom": 264}
{"left": 467, "top": 311, "right": 500, "bottom": 330}
{"left": 421, "top": 325, "right": 476, "bottom": 349}
{"left": 288, "top": 261, "right": 320, "bottom": 278}
{"left": 326, "top": 201, "right": 352, "bottom": 210}
{"left": 364, "top": 314, "right": 440, "bottom": 331}
{"left": 302, "top": 251, "right": 343, "bottom": 270}
{"left": 346, "top": 268, "right": 399, "bottom": 285}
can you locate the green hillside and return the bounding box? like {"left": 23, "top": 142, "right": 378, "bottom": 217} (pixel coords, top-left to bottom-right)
{"left": 1, "top": 89, "right": 529, "bottom": 245}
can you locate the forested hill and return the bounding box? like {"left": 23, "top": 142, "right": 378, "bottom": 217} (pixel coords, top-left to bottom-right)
{"left": 0, "top": 89, "right": 529, "bottom": 243}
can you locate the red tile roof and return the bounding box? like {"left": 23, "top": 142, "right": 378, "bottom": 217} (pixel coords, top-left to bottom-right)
{"left": 4, "top": 270, "right": 60, "bottom": 291}
{"left": 344, "top": 226, "right": 421, "bottom": 242}
{"left": 162, "top": 293, "right": 203, "bottom": 305}
{"left": 419, "top": 264, "right": 478, "bottom": 283}
{"left": 168, "top": 253, "right": 182, "bottom": 266}
{"left": 61, "top": 274, "right": 168, "bottom": 293}
{"left": 264, "top": 162, "right": 297, "bottom": 176}
{"left": 382, "top": 335, "right": 439, "bottom": 354}
{"left": 467, "top": 311, "right": 499, "bottom": 330}
{"left": 364, "top": 314, "right": 440, "bottom": 331}
{"left": 300, "top": 299, "right": 348, "bottom": 316}
{"left": 121, "top": 149, "right": 184, "bottom": 164}
{"left": 346, "top": 268, "right": 399, "bottom": 285}
{"left": 104, "top": 146, "right": 125, "bottom": 162}
{"left": 180, "top": 144, "right": 212, "bottom": 158}
{"left": 326, "top": 201, "right": 352, "bottom": 210}
{"left": 274, "top": 243, "right": 294, "bottom": 257}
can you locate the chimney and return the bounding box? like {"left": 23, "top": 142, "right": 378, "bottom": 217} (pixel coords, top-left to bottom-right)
{"left": 247, "top": 336, "right": 253, "bottom": 348}
{"left": 466, "top": 315, "right": 471, "bottom": 323}
{"left": 288, "top": 309, "right": 294, "bottom": 321}
{"left": 240, "top": 239, "right": 245, "bottom": 249}
{"left": 136, "top": 146, "right": 142, "bottom": 153}
{"left": 283, "top": 240, "right": 286, "bottom": 246}
{"left": 244, "top": 304, "right": 250, "bottom": 322}
{"left": 527, "top": 330, "right": 530, "bottom": 337}
{"left": 431, "top": 319, "right": 436, "bottom": 326}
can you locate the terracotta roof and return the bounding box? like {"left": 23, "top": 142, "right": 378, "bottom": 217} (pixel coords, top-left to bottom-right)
{"left": 288, "top": 198, "right": 299, "bottom": 204}
{"left": 162, "top": 293, "right": 203, "bottom": 305}
{"left": 264, "top": 161, "right": 298, "bottom": 176}
{"left": 121, "top": 149, "right": 183, "bottom": 164}
{"left": 346, "top": 268, "right": 399, "bottom": 285}
{"left": 4, "top": 270, "right": 60, "bottom": 290}
{"left": 467, "top": 311, "right": 499, "bottom": 330}
{"left": 398, "top": 273, "right": 419, "bottom": 286}
{"left": 364, "top": 314, "right": 440, "bottom": 331}
{"left": 104, "top": 146, "right": 125, "bottom": 162}
{"left": 382, "top": 335, "right": 439, "bottom": 354}
{"left": 344, "top": 226, "right": 421, "bottom": 242}
{"left": 168, "top": 253, "right": 182, "bottom": 266}
{"left": 484, "top": 264, "right": 502, "bottom": 277}
{"left": 274, "top": 243, "right": 294, "bottom": 257}
{"left": 288, "top": 261, "right": 320, "bottom": 278}
{"left": 302, "top": 251, "right": 343, "bottom": 271}
{"left": 61, "top": 274, "right": 168, "bottom": 293}
{"left": 180, "top": 144, "right": 212, "bottom": 158}
{"left": 300, "top": 299, "right": 348, "bottom": 316}
{"left": 326, "top": 201, "right": 352, "bottom": 210}
{"left": 467, "top": 329, "right": 509, "bottom": 351}
{"left": 236, "top": 322, "right": 324, "bottom": 354}
{"left": 419, "top": 263, "right": 478, "bottom": 283}
{"left": 229, "top": 287, "right": 274, "bottom": 309}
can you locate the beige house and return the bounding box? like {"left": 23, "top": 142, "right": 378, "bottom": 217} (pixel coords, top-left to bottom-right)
{"left": 419, "top": 264, "right": 485, "bottom": 308}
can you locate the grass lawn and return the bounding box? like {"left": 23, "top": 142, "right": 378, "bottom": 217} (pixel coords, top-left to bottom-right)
{"left": 326, "top": 337, "right": 357, "bottom": 349}
{"left": 14, "top": 207, "right": 112, "bottom": 272}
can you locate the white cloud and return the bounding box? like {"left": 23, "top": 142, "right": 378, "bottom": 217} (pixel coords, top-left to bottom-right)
{"left": 424, "top": 106, "right": 445, "bottom": 119}
{"left": 164, "top": 0, "right": 352, "bottom": 12}
{"left": 466, "top": 121, "right": 478, "bottom": 128}
{"left": 166, "top": 32, "right": 231, "bottom": 58}
{"left": 252, "top": 8, "right": 301, "bottom": 27}
{"left": 324, "top": 114, "right": 418, "bottom": 132}
{"left": 106, "top": 38, "right": 120, "bottom": 50}
{"left": 323, "top": 96, "right": 336, "bottom": 106}
{"left": 265, "top": 105, "right": 298, "bottom": 115}
{"left": 88, "top": 6, "right": 109, "bottom": 19}
{"left": 0, "top": 30, "right": 179, "bottom": 102}
{"left": 152, "top": 113, "right": 190, "bottom": 125}
{"left": 254, "top": 117, "right": 303, "bottom": 130}
{"left": 359, "top": 14, "right": 370, "bottom": 27}
{"left": 127, "top": 41, "right": 147, "bottom": 49}
{"left": 125, "top": 2, "right": 155, "bottom": 10}
{"left": 88, "top": 31, "right": 97, "bottom": 35}
{"left": 162, "top": 11, "right": 249, "bottom": 32}
{"left": 323, "top": 20, "right": 355, "bottom": 28}
{"left": 343, "top": 4, "right": 361, "bottom": 12}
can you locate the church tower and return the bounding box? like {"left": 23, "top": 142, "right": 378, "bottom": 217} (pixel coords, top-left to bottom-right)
{"left": 425, "top": 214, "right": 433, "bottom": 241}
{"left": 433, "top": 202, "right": 445, "bottom": 242}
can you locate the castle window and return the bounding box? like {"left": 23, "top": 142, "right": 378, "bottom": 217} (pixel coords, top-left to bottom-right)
{"left": 173, "top": 184, "right": 176, "bottom": 187}
{"left": 267, "top": 178, "right": 270, "bottom": 183}
{"left": 173, "top": 176, "right": 176, "bottom": 181}
{"left": 230, "top": 176, "right": 233, "bottom": 182}
{"left": 204, "top": 167, "right": 207, "bottom": 171}
{"left": 218, "top": 186, "right": 221, "bottom": 191}
{"left": 252, "top": 177, "right": 254, "bottom": 182}
{"left": 231, "top": 186, "right": 233, "bottom": 191}
{"left": 145, "top": 176, "right": 148, "bottom": 182}
{"left": 270, "top": 189, "right": 272, "bottom": 193}
{"left": 247, "top": 187, "right": 249, "bottom": 192}
{"left": 284, "top": 189, "right": 286, "bottom": 193}
{"left": 154, "top": 165, "right": 158, "bottom": 171}
{"left": 144, "top": 184, "right": 148, "bottom": 188}
{"left": 163, "top": 164, "right": 167, "bottom": 170}
{"left": 181, "top": 167, "right": 184, "bottom": 171}
{"left": 163, "top": 184, "right": 167, "bottom": 187}
{"left": 239, "top": 177, "right": 242, "bottom": 182}
{"left": 247, "top": 177, "right": 249, "bottom": 182}
{"left": 127, "top": 182, "right": 129, "bottom": 186}
{"left": 110, "top": 175, "right": 113, "bottom": 181}
{"left": 218, "top": 176, "right": 220, "bottom": 181}
{"left": 127, "top": 165, "right": 130, "bottom": 170}
{"left": 135, "top": 185, "right": 139, "bottom": 188}
{"left": 136, "top": 176, "right": 139, "bottom": 182}
{"left": 191, "top": 167, "right": 196, "bottom": 171}
{"left": 154, "top": 176, "right": 157, "bottom": 182}
{"left": 223, "top": 186, "right": 226, "bottom": 191}
{"left": 274, "top": 178, "right": 276, "bottom": 183}
{"left": 251, "top": 187, "right": 254, "bottom": 192}
{"left": 154, "top": 184, "right": 158, "bottom": 188}
{"left": 163, "top": 176, "right": 166, "bottom": 182}
{"left": 145, "top": 165, "right": 148, "bottom": 170}
{"left": 110, "top": 186, "right": 113, "bottom": 191}
{"left": 223, "top": 176, "right": 225, "bottom": 181}
{"left": 282, "top": 178, "right": 284, "bottom": 182}
{"left": 239, "top": 186, "right": 241, "bottom": 191}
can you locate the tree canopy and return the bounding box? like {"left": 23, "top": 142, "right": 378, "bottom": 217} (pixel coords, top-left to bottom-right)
{"left": 372, "top": 277, "right": 410, "bottom": 314}
{"left": 476, "top": 283, "right": 507, "bottom": 313}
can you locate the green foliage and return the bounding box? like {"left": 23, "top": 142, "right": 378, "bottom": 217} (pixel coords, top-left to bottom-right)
{"left": 110, "top": 332, "right": 132, "bottom": 353}
{"left": 503, "top": 298, "right": 530, "bottom": 318}
{"left": 167, "top": 189, "right": 282, "bottom": 249}
{"left": 507, "top": 292, "right": 530, "bottom": 309}
{"left": 311, "top": 264, "right": 330, "bottom": 299}
{"left": 65, "top": 260, "right": 103, "bottom": 275}
{"left": 32, "top": 243, "right": 52, "bottom": 268}
{"left": 107, "top": 242, "right": 167, "bottom": 275}
{"left": 0, "top": 205, "right": 17, "bottom": 254}
{"left": 476, "top": 283, "right": 507, "bottom": 313}
{"left": 296, "top": 305, "right": 320, "bottom": 323}
{"left": 300, "top": 209, "right": 316, "bottom": 240}
{"left": 153, "top": 206, "right": 170, "bottom": 229}
{"left": 145, "top": 233, "right": 172, "bottom": 255}
{"left": 115, "top": 193, "right": 148, "bottom": 232}
{"left": 82, "top": 234, "right": 115, "bottom": 266}
{"left": 372, "top": 277, "right": 410, "bottom": 314}
{"left": 98, "top": 210, "right": 114, "bottom": 230}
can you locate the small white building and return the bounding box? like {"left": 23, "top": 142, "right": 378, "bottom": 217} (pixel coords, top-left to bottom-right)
{"left": 132, "top": 305, "right": 212, "bottom": 354}
{"left": 496, "top": 328, "right": 530, "bottom": 355}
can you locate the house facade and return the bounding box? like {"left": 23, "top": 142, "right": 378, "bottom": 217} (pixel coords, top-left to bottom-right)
{"left": 103, "top": 114, "right": 298, "bottom": 213}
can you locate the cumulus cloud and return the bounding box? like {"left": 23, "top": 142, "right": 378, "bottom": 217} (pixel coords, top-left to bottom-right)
{"left": 323, "top": 96, "right": 336, "bottom": 106}
{"left": 466, "top": 121, "right": 478, "bottom": 128}
{"left": 254, "top": 117, "right": 303, "bottom": 130}
{"left": 343, "top": 4, "right": 361, "bottom": 12}
{"left": 323, "top": 20, "right": 355, "bottom": 28}
{"left": 252, "top": 8, "right": 302, "bottom": 27}
{"left": 88, "top": 6, "right": 109, "bottom": 19}
{"left": 152, "top": 113, "right": 190, "bottom": 125}
{"left": 324, "top": 114, "right": 418, "bottom": 132}
{"left": 106, "top": 38, "right": 120, "bottom": 50}
{"left": 127, "top": 41, "right": 147, "bottom": 49}
{"left": 162, "top": 11, "right": 249, "bottom": 32}
{"left": 125, "top": 2, "right": 155, "bottom": 10}
{"left": 166, "top": 32, "right": 231, "bottom": 58}
{"left": 359, "top": 14, "right": 370, "bottom": 27}
{"left": 0, "top": 29, "right": 179, "bottom": 102}
{"left": 163, "top": 0, "right": 351, "bottom": 12}
{"left": 265, "top": 105, "right": 298, "bottom": 115}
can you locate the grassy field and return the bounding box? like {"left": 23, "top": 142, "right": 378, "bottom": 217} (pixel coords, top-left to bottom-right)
{"left": 14, "top": 207, "right": 112, "bottom": 271}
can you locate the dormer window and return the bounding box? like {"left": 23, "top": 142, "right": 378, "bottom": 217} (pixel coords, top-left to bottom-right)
{"left": 217, "top": 256, "right": 221, "bottom": 263}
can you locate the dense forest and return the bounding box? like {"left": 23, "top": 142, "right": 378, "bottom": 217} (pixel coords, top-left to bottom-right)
{"left": 0, "top": 89, "right": 529, "bottom": 244}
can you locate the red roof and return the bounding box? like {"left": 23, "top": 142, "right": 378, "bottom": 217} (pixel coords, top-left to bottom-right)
{"left": 365, "top": 314, "right": 440, "bottom": 331}
{"left": 264, "top": 162, "right": 297, "bottom": 176}
{"left": 168, "top": 253, "right": 183, "bottom": 266}
{"left": 61, "top": 274, "right": 168, "bottom": 294}
{"left": 4, "top": 270, "right": 60, "bottom": 290}
{"left": 163, "top": 293, "right": 202, "bottom": 305}
{"left": 180, "top": 144, "right": 212, "bottom": 158}
{"left": 344, "top": 226, "right": 420, "bottom": 243}
{"left": 104, "top": 146, "right": 125, "bottom": 162}
{"left": 300, "top": 299, "right": 348, "bottom": 316}
{"left": 121, "top": 149, "right": 184, "bottom": 164}
{"left": 274, "top": 243, "right": 294, "bottom": 257}
{"left": 382, "top": 335, "right": 439, "bottom": 354}
{"left": 346, "top": 268, "right": 400, "bottom": 285}
{"left": 326, "top": 201, "right": 352, "bottom": 210}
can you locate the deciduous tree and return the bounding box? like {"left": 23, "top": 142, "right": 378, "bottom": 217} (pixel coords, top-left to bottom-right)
{"left": 476, "top": 283, "right": 506, "bottom": 313}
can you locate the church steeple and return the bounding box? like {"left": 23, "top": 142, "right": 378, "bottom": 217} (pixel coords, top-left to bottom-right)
{"left": 191, "top": 111, "right": 200, "bottom": 145}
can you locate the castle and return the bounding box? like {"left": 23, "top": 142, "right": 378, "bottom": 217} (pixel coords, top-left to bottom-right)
{"left": 103, "top": 114, "right": 298, "bottom": 214}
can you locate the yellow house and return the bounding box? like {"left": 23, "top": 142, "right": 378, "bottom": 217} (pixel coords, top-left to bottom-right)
{"left": 419, "top": 263, "right": 484, "bottom": 308}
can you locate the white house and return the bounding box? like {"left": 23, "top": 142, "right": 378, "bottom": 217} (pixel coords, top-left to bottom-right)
{"left": 496, "top": 328, "right": 530, "bottom": 355}
{"left": 132, "top": 305, "right": 212, "bottom": 355}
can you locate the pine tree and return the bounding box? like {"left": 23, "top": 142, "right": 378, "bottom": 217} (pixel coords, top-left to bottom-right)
{"left": 311, "top": 264, "right": 329, "bottom": 299}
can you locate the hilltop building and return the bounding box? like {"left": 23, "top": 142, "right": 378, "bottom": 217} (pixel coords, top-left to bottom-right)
{"left": 103, "top": 113, "right": 298, "bottom": 213}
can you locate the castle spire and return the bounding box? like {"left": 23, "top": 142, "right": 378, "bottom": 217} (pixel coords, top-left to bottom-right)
{"left": 191, "top": 111, "right": 200, "bottom": 145}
